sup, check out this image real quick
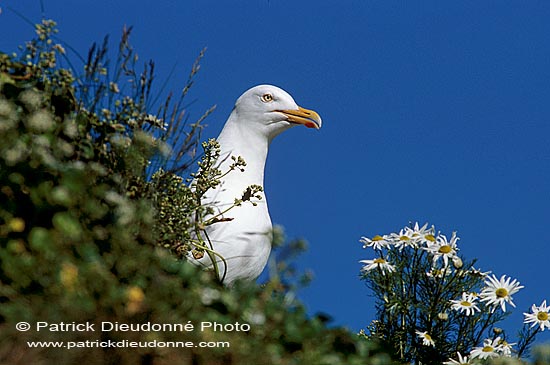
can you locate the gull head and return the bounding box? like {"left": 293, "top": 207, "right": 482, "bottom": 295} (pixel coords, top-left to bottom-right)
{"left": 232, "top": 84, "right": 322, "bottom": 140}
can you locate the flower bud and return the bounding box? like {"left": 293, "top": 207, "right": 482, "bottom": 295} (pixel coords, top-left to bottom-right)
{"left": 452, "top": 256, "right": 463, "bottom": 269}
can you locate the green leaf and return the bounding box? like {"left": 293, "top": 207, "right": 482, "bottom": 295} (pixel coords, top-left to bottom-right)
{"left": 29, "top": 227, "right": 51, "bottom": 251}
{"left": 52, "top": 211, "right": 82, "bottom": 241}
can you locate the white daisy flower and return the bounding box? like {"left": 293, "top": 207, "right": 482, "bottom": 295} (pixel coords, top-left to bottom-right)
{"left": 450, "top": 292, "right": 481, "bottom": 316}
{"left": 359, "top": 258, "right": 396, "bottom": 275}
{"left": 408, "top": 222, "right": 437, "bottom": 246}
{"left": 479, "top": 274, "right": 524, "bottom": 312}
{"left": 423, "top": 232, "right": 459, "bottom": 267}
{"left": 470, "top": 337, "right": 502, "bottom": 360}
{"left": 390, "top": 228, "right": 419, "bottom": 250}
{"left": 443, "top": 352, "right": 471, "bottom": 364}
{"left": 415, "top": 330, "right": 435, "bottom": 347}
{"left": 524, "top": 300, "right": 550, "bottom": 331}
{"left": 496, "top": 339, "right": 515, "bottom": 357}
{"left": 360, "top": 234, "right": 392, "bottom": 250}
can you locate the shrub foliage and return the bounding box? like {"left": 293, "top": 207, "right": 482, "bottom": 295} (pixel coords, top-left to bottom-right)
{"left": 0, "top": 20, "right": 392, "bottom": 365}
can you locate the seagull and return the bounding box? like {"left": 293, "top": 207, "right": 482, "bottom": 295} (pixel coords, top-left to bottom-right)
{"left": 189, "top": 85, "right": 322, "bottom": 285}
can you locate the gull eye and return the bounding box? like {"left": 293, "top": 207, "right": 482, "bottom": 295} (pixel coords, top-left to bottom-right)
{"left": 260, "top": 93, "right": 273, "bottom": 103}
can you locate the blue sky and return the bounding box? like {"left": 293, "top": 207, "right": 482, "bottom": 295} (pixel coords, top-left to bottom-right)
{"left": 2, "top": 1, "right": 549, "bottom": 343}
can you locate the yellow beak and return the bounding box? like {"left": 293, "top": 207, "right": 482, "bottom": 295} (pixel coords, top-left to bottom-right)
{"left": 278, "top": 106, "right": 322, "bottom": 130}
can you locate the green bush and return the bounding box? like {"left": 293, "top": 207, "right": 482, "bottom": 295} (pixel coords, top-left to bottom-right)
{"left": 0, "top": 20, "right": 392, "bottom": 365}
{"left": 358, "top": 223, "right": 550, "bottom": 365}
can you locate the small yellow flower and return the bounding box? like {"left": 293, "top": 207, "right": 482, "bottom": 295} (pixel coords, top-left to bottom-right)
{"left": 126, "top": 286, "right": 145, "bottom": 315}
{"left": 127, "top": 286, "right": 145, "bottom": 302}
{"left": 60, "top": 262, "right": 78, "bottom": 290}
{"left": 8, "top": 218, "right": 25, "bottom": 232}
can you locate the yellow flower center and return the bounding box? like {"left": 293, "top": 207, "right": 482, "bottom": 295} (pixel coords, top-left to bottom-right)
{"left": 460, "top": 301, "right": 472, "bottom": 307}
{"left": 438, "top": 245, "right": 452, "bottom": 254}
{"left": 373, "top": 258, "right": 386, "bottom": 264}
{"left": 537, "top": 312, "right": 549, "bottom": 321}
{"left": 495, "top": 288, "right": 508, "bottom": 298}
{"left": 482, "top": 346, "right": 494, "bottom": 353}
{"left": 425, "top": 234, "right": 436, "bottom": 242}
{"left": 400, "top": 236, "right": 410, "bottom": 241}
{"left": 424, "top": 333, "right": 432, "bottom": 341}
{"left": 372, "top": 235, "right": 384, "bottom": 241}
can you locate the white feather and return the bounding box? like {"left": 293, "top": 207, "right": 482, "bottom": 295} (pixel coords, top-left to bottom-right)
{"left": 188, "top": 85, "right": 321, "bottom": 285}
